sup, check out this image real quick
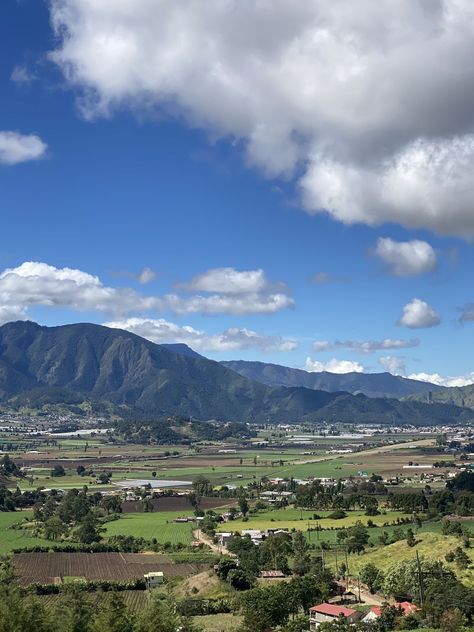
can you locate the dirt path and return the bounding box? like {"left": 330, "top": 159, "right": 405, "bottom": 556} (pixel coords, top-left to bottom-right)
{"left": 192, "top": 529, "right": 236, "bottom": 557}
{"left": 294, "top": 437, "right": 435, "bottom": 466}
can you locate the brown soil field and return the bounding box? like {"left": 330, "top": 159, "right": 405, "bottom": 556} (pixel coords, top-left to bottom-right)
{"left": 14, "top": 552, "right": 208, "bottom": 585}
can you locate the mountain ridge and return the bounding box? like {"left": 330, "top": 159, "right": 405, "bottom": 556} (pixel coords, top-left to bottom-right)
{"left": 0, "top": 321, "right": 469, "bottom": 425}
{"left": 220, "top": 359, "right": 442, "bottom": 398}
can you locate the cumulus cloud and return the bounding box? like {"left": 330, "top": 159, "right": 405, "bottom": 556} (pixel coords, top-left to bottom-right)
{"left": 49, "top": 0, "right": 474, "bottom": 236}
{"left": 313, "top": 338, "right": 419, "bottom": 354}
{"left": 104, "top": 317, "right": 297, "bottom": 352}
{"left": 408, "top": 372, "right": 474, "bottom": 388}
{"left": 398, "top": 298, "right": 440, "bottom": 329}
{"left": 379, "top": 356, "right": 406, "bottom": 375}
{"left": 373, "top": 238, "right": 437, "bottom": 277}
{"left": 304, "top": 357, "right": 365, "bottom": 374}
{"left": 182, "top": 268, "right": 269, "bottom": 294}
{"left": 178, "top": 267, "right": 293, "bottom": 314}
{"left": 0, "top": 261, "right": 292, "bottom": 319}
{"left": 0, "top": 131, "right": 47, "bottom": 165}
{"left": 136, "top": 267, "right": 157, "bottom": 285}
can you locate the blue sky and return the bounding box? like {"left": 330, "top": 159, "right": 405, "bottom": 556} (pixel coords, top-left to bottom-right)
{"left": 1, "top": 0, "right": 474, "bottom": 385}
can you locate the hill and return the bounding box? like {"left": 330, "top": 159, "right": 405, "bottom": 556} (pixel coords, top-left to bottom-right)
{"left": 405, "top": 383, "right": 474, "bottom": 409}
{"left": 221, "top": 360, "right": 441, "bottom": 398}
{"left": 0, "top": 321, "right": 470, "bottom": 425}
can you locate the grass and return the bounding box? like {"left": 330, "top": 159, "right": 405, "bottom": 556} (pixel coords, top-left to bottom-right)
{"left": 339, "top": 532, "right": 474, "bottom": 588}
{"left": 0, "top": 511, "right": 51, "bottom": 554}
{"left": 220, "top": 508, "right": 414, "bottom": 533}
{"left": 192, "top": 613, "right": 243, "bottom": 632}
{"left": 103, "top": 512, "right": 194, "bottom": 545}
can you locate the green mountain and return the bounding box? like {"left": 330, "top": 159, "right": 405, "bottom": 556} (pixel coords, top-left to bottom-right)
{"left": 220, "top": 359, "right": 441, "bottom": 398}
{"left": 405, "top": 383, "right": 474, "bottom": 410}
{"left": 0, "top": 321, "right": 469, "bottom": 425}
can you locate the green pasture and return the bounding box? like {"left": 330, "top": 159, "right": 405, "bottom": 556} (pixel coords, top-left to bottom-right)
{"left": 0, "top": 511, "right": 52, "bottom": 554}
{"left": 219, "top": 508, "right": 414, "bottom": 533}
{"left": 103, "top": 512, "right": 194, "bottom": 545}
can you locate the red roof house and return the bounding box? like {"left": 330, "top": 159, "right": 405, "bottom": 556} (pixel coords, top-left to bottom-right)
{"left": 309, "top": 603, "right": 361, "bottom": 629}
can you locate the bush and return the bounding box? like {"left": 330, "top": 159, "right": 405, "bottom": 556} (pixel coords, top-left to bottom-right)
{"left": 328, "top": 510, "right": 347, "bottom": 520}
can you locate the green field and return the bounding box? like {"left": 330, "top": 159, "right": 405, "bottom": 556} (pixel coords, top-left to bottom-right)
{"left": 192, "top": 613, "right": 243, "bottom": 631}
{"left": 221, "top": 508, "right": 414, "bottom": 533}
{"left": 0, "top": 511, "right": 52, "bottom": 554}
{"left": 103, "top": 512, "right": 194, "bottom": 545}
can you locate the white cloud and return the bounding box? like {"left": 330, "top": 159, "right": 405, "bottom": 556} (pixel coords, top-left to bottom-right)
{"left": 10, "top": 65, "right": 36, "bottom": 84}
{"left": 408, "top": 372, "right": 474, "bottom": 388}
{"left": 49, "top": 0, "right": 474, "bottom": 236}
{"left": 373, "top": 238, "right": 436, "bottom": 277}
{"left": 0, "top": 261, "right": 292, "bottom": 319}
{"left": 304, "top": 357, "right": 365, "bottom": 374}
{"left": 182, "top": 268, "right": 268, "bottom": 294}
{"left": 136, "top": 267, "right": 157, "bottom": 284}
{"left": 0, "top": 131, "right": 47, "bottom": 165}
{"left": 398, "top": 298, "right": 440, "bottom": 329}
{"left": 0, "top": 306, "right": 27, "bottom": 326}
{"left": 177, "top": 267, "right": 293, "bottom": 314}
{"left": 313, "top": 338, "right": 419, "bottom": 354}
{"left": 379, "top": 356, "right": 406, "bottom": 375}
{"left": 104, "top": 317, "right": 297, "bottom": 352}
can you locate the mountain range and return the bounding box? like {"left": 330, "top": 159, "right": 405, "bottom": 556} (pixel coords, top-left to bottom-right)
{"left": 220, "top": 359, "right": 441, "bottom": 398}
{"left": 0, "top": 321, "right": 470, "bottom": 425}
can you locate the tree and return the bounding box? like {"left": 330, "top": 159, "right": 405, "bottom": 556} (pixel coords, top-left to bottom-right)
{"left": 134, "top": 595, "right": 200, "bottom": 632}
{"left": 227, "top": 568, "right": 254, "bottom": 590}
{"left": 384, "top": 558, "right": 455, "bottom": 601}
{"left": 192, "top": 475, "right": 212, "bottom": 499}
{"left": 360, "top": 563, "right": 384, "bottom": 593}
{"left": 57, "top": 586, "right": 93, "bottom": 632}
{"left": 239, "top": 495, "right": 250, "bottom": 517}
{"left": 101, "top": 495, "right": 122, "bottom": 515}
{"left": 292, "top": 530, "right": 311, "bottom": 576}
{"left": 454, "top": 546, "right": 470, "bottom": 569}
{"left": 76, "top": 512, "right": 103, "bottom": 544}
{"left": 44, "top": 515, "right": 68, "bottom": 541}
{"left": 0, "top": 455, "right": 20, "bottom": 477}
{"left": 215, "top": 558, "right": 238, "bottom": 581}
{"left": 346, "top": 521, "right": 369, "bottom": 554}
{"left": 406, "top": 528, "right": 416, "bottom": 547}
{"left": 90, "top": 591, "right": 134, "bottom": 632}
{"left": 51, "top": 465, "right": 65, "bottom": 477}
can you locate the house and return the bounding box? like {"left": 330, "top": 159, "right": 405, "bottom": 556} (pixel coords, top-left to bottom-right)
{"left": 218, "top": 532, "right": 234, "bottom": 547}
{"left": 309, "top": 603, "right": 360, "bottom": 629}
{"left": 144, "top": 571, "right": 164, "bottom": 588}
{"left": 260, "top": 570, "right": 286, "bottom": 579}
{"left": 362, "top": 602, "right": 420, "bottom": 623}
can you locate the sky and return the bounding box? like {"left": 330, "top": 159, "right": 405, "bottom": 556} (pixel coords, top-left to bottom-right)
{"left": 1, "top": 0, "right": 474, "bottom": 386}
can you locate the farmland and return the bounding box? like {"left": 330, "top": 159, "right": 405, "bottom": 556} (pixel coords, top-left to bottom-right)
{"left": 103, "top": 512, "right": 195, "bottom": 545}
{"left": 14, "top": 552, "right": 208, "bottom": 585}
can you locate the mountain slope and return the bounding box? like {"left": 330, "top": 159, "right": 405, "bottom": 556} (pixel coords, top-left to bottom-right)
{"left": 221, "top": 360, "right": 441, "bottom": 398}
{"left": 405, "top": 383, "right": 474, "bottom": 409}
{"left": 0, "top": 321, "right": 469, "bottom": 425}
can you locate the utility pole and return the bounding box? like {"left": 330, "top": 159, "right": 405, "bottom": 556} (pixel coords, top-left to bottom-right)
{"left": 416, "top": 550, "right": 424, "bottom": 607}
